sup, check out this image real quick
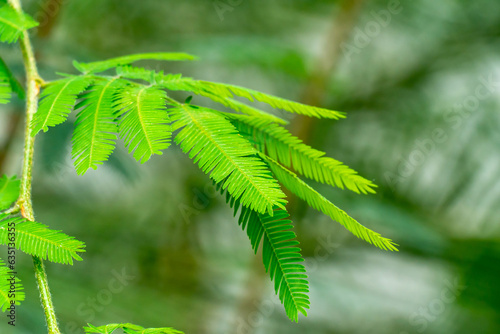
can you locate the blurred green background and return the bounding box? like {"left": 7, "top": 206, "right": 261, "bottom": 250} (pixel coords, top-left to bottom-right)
{"left": 1, "top": 0, "right": 500, "bottom": 333}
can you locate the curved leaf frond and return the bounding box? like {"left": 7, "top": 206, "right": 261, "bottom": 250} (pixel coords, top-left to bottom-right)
{"left": 264, "top": 156, "right": 398, "bottom": 251}
{"left": 0, "top": 4, "right": 38, "bottom": 43}
{"left": 0, "top": 214, "right": 86, "bottom": 264}
{"left": 84, "top": 323, "right": 184, "bottom": 334}
{"left": 170, "top": 104, "right": 287, "bottom": 215}
{"left": 0, "top": 175, "right": 19, "bottom": 211}
{"left": 32, "top": 75, "right": 93, "bottom": 135}
{"left": 188, "top": 80, "right": 345, "bottom": 119}
{"left": 0, "top": 258, "right": 24, "bottom": 312}
{"left": 74, "top": 52, "right": 197, "bottom": 74}
{"left": 116, "top": 66, "right": 289, "bottom": 124}
{"left": 233, "top": 115, "right": 376, "bottom": 194}
{"left": 72, "top": 78, "right": 125, "bottom": 175}
{"left": 218, "top": 185, "right": 309, "bottom": 322}
{"left": 114, "top": 85, "right": 171, "bottom": 163}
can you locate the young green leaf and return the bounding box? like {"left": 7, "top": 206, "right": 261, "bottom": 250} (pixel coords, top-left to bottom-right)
{"left": 32, "top": 75, "right": 93, "bottom": 135}
{"left": 170, "top": 104, "right": 287, "bottom": 215}
{"left": 72, "top": 78, "right": 125, "bottom": 175}
{"left": 217, "top": 184, "right": 309, "bottom": 322}
{"left": 232, "top": 115, "right": 377, "bottom": 194}
{"left": 84, "top": 323, "right": 184, "bottom": 334}
{"left": 0, "top": 4, "right": 38, "bottom": 43}
{"left": 264, "top": 156, "right": 398, "bottom": 251}
{"left": 0, "top": 214, "right": 86, "bottom": 265}
{"left": 0, "top": 259, "right": 25, "bottom": 312}
{"left": 73, "top": 52, "right": 197, "bottom": 74}
{"left": 114, "top": 85, "right": 171, "bottom": 163}
{"left": 0, "top": 57, "right": 23, "bottom": 103}
{"left": 185, "top": 80, "right": 345, "bottom": 119}
{"left": 0, "top": 175, "right": 20, "bottom": 210}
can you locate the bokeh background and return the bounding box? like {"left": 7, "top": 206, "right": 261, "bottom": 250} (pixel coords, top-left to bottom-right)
{"left": 1, "top": 0, "right": 500, "bottom": 333}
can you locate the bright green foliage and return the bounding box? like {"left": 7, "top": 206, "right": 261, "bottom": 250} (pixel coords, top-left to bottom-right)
{"left": 0, "top": 175, "right": 20, "bottom": 210}
{"left": 264, "top": 156, "right": 398, "bottom": 251}
{"left": 24, "top": 52, "right": 397, "bottom": 322}
{"left": 233, "top": 115, "right": 376, "bottom": 194}
{"left": 32, "top": 75, "right": 93, "bottom": 134}
{"left": 0, "top": 4, "right": 37, "bottom": 43}
{"left": 226, "top": 194, "right": 310, "bottom": 322}
{"left": 0, "top": 259, "right": 25, "bottom": 312}
{"left": 73, "top": 52, "right": 197, "bottom": 74}
{"left": 84, "top": 323, "right": 184, "bottom": 334}
{"left": 0, "top": 57, "right": 23, "bottom": 104}
{"left": 186, "top": 80, "right": 345, "bottom": 119}
{"left": 72, "top": 78, "right": 126, "bottom": 175}
{"left": 0, "top": 214, "right": 86, "bottom": 265}
{"left": 170, "top": 104, "right": 287, "bottom": 215}
{"left": 114, "top": 85, "right": 171, "bottom": 163}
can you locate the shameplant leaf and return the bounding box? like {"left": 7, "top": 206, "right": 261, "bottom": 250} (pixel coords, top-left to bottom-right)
{"left": 0, "top": 4, "right": 38, "bottom": 44}
{"left": 84, "top": 323, "right": 184, "bottom": 334}
{"left": 0, "top": 214, "right": 86, "bottom": 265}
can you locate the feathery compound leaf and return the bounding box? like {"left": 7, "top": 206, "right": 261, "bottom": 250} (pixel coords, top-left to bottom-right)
{"left": 72, "top": 78, "right": 125, "bottom": 175}
{"left": 115, "top": 66, "right": 289, "bottom": 125}
{"left": 32, "top": 75, "right": 93, "bottom": 135}
{"left": 0, "top": 57, "right": 23, "bottom": 103}
{"left": 84, "top": 323, "right": 184, "bottom": 334}
{"left": 0, "top": 175, "right": 19, "bottom": 210}
{"left": 170, "top": 104, "right": 287, "bottom": 215}
{"left": 186, "top": 80, "right": 345, "bottom": 119}
{"left": 114, "top": 85, "right": 171, "bottom": 163}
{"left": 264, "top": 156, "right": 398, "bottom": 251}
{"left": 219, "top": 187, "right": 309, "bottom": 322}
{"left": 0, "top": 259, "right": 25, "bottom": 312}
{"left": 0, "top": 4, "right": 38, "bottom": 43}
{"left": 73, "top": 52, "right": 197, "bottom": 74}
{"left": 232, "top": 115, "right": 376, "bottom": 194}
{"left": 0, "top": 214, "right": 86, "bottom": 264}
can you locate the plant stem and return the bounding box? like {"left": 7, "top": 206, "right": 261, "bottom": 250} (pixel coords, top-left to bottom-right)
{"left": 8, "top": 0, "right": 61, "bottom": 333}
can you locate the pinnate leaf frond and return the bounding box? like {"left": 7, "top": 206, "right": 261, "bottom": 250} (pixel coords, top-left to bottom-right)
{"left": 84, "top": 323, "right": 184, "bottom": 334}
{"left": 74, "top": 52, "right": 197, "bottom": 74}
{"left": 32, "top": 75, "right": 93, "bottom": 135}
{"left": 233, "top": 115, "right": 376, "bottom": 194}
{"left": 0, "top": 214, "right": 86, "bottom": 264}
{"left": 170, "top": 104, "right": 287, "bottom": 215}
{"left": 114, "top": 85, "right": 171, "bottom": 163}
{"left": 264, "top": 156, "right": 398, "bottom": 251}
{"left": 72, "top": 78, "right": 126, "bottom": 175}
{"left": 0, "top": 4, "right": 38, "bottom": 43}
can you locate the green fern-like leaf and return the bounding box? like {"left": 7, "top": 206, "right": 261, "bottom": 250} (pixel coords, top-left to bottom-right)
{"left": 0, "top": 258, "right": 25, "bottom": 312}
{"left": 219, "top": 186, "right": 309, "bottom": 322}
{"left": 72, "top": 78, "right": 126, "bottom": 175}
{"left": 74, "top": 52, "right": 197, "bottom": 74}
{"left": 114, "top": 85, "right": 171, "bottom": 163}
{"left": 32, "top": 75, "right": 93, "bottom": 135}
{"left": 264, "top": 156, "right": 398, "bottom": 251}
{"left": 0, "top": 214, "right": 86, "bottom": 264}
{"left": 170, "top": 104, "right": 287, "bottom": 215}
{"left": 232, "top": 115, "right": 376, "bottom": 194}
{"left": 184, "top": 80, "right": 345, "bottom": 119}
{"left": 0, "top": 175, "right": 19, "bottom": 210}
{"left": 84, "top": 323, "right": 184, "bottom": 334}
{"left": 0, "top": 4, "right": 38, "bottom": 43}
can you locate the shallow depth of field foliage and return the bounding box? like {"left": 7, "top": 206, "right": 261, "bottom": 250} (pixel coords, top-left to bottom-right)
{"left": 0, "top": 0, "right": 499, "bottom": 333}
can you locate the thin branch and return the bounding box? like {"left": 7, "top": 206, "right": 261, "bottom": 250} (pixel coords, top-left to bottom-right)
{"left": 7, "top": 0, "right": 61, "bottom": 333}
